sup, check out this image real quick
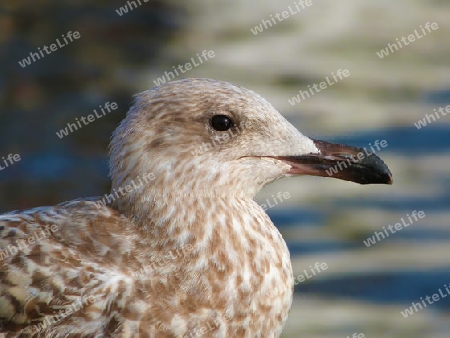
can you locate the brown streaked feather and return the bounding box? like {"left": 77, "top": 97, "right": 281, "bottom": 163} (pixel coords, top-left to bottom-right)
{"left": 0, "top": 197, "right": 293, "bottom": 337}
{"left": 0, "top": 78, "right": 335, "bottom": 337}
{"left": 0, "top": 199, "right": 142, "bottom": 337}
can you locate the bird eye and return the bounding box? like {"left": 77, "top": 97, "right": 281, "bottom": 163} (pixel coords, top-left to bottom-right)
{"left": 210, "top": 115, "right": 234, "bottom": 131}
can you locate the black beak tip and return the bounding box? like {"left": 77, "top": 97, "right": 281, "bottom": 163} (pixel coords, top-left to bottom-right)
{"left": 356, "top": 152, "right": 393, "bottom": 185}
{"left": 359, "top": 168, "right": 393, "bottom": 185}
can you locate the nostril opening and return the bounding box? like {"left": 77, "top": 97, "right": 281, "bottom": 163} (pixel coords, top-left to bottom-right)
{"left": 337, "top": 153, "right": 355, "bottom": 160}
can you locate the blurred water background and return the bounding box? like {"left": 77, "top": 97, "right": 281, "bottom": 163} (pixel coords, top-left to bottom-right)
{"left": 1, "top": 1, "right": 450, "bottom": 337}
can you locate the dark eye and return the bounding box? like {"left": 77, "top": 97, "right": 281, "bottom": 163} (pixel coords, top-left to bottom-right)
{"left": 210, "top": 115, "right": 234, "bottom": 131}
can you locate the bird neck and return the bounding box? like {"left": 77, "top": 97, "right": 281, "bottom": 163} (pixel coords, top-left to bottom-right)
{"left": 114, "top": 189, "right": 279, "bottom": 251}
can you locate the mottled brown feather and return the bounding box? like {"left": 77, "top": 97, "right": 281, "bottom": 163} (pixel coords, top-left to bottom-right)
{"left": 0, "top": 78, "right": 325, "bottom": 337}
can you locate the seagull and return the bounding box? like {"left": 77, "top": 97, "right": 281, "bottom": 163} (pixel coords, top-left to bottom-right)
{"left": 0, "top": 78, "right": 392, "bottom": 337}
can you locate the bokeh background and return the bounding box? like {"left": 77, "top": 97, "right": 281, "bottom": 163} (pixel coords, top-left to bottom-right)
{"left": 1, "top": 1, "right": 450, "bottom": 337}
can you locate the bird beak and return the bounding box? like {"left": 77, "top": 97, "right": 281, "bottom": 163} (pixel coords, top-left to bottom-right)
{"left": 275, "top": 139, "right": 393, "bottom": 185}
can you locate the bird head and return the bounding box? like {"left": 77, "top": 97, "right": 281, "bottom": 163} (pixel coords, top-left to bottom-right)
{"left": 109, "top": 78, "right": 392, "bottom": 212}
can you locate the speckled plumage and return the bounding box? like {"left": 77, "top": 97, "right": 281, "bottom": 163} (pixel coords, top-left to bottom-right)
{"left": 0, "top": 78, "right": 392, "bottom": 337}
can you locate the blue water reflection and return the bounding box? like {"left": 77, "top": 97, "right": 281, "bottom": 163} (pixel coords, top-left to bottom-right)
{"left": 277, "top": 124, "right": 450, "bottom": 312}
